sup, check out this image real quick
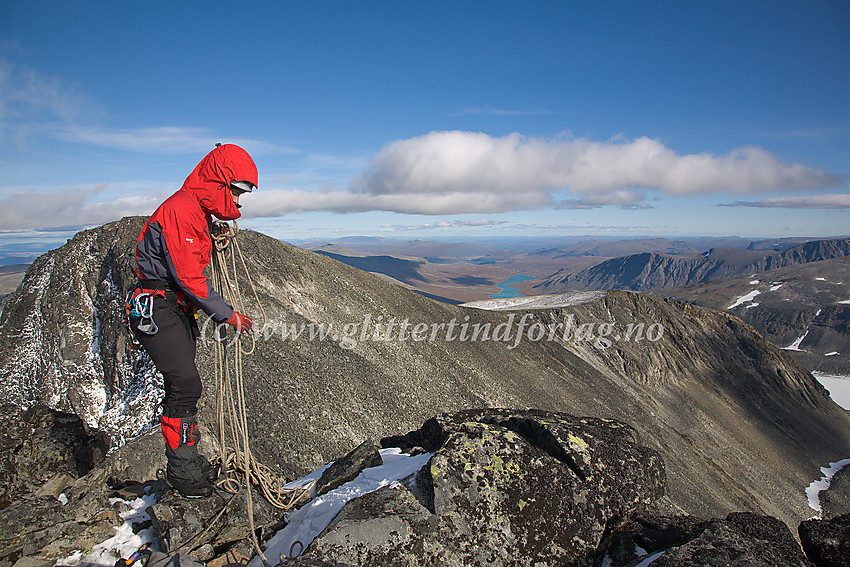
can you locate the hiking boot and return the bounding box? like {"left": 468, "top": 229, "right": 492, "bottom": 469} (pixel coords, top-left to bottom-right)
{"left": 161, "top": 414, "right": 215, "bottom": 498}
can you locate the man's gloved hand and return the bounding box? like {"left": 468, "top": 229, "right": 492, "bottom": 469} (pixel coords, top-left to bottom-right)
{"left": 225, "top": 311, "right": 253, "bottom": 333}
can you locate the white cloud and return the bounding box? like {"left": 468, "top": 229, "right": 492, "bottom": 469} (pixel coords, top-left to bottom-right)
{"left": 557, "top": 189, "right": 647, "bottom": 209}
{"left": 354, "top": 130, "right": 841, "bottom": 198}
{"left": 724, "top": 194, "right": 850, "bottom": 209}
{"left": 0, "top": 185, "right": 162, "bottom": 230}
{"left": 0, "top": 58, "right": 94, "bottom": 125}
{"left": 243, "top": 188, "right": 553, "bottom": 217}
{"left": 55, "top": 125, "right": 299, "bottom": 156}
{"left": 240, "top": 131, "right": 842, "bottom": 217}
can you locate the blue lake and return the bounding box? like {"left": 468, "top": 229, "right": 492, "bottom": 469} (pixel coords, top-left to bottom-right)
{"left": 489, "top": 275, "right": 537, "bottom": 299}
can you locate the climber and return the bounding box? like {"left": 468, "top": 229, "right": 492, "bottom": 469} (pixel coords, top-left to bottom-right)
{"left": 128, "top": 143, "right": 256, "bottom": 498}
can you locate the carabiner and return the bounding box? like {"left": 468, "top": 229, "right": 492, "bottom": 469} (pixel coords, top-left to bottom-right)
{"left": 133, "top": 292, "right": 158, "bottom": 335}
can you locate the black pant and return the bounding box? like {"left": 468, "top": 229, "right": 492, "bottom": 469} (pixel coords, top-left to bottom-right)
{"left": 132, "top": 296, "right": 202, "bottom": 418}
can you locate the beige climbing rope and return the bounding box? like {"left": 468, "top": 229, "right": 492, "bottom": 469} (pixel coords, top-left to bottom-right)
{"left": 209, "top": 220, "right": 316, "bottom": 566}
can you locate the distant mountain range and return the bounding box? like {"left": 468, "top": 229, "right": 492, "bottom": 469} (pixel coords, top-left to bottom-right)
{"left": 651, "top": 257, "right": 850, "bottom": 375}
{"left": 532, "top": 238, "right": 850, "bottom": 293}
{"left": 305, "top": 236, "right": 837, "bottom": 303}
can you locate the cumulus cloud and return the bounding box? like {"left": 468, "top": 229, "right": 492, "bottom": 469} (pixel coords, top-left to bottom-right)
{"left": 354, "top": 131, "right": 840, "bottom": 199}
{"left": 723, "top": 194, "right": 850, "bottom": 209}
{"left": 238, "top": 131, "right": 843, "bottom": 218}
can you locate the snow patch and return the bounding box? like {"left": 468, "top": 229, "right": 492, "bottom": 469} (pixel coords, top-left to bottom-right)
{"left": 249, "top": 448, "right": 432, "bottom": 565}
{"left": 727, "top": 289, "right": 761, "bottom": 309}
{"left": 462, "top": 291, "right": 606, "bottom": 311}
{"left": 825, "top": 351, "right": 840, "bottom": 357}
{"left": 815, "top": 277, "right": 827, "bottom": 281}
{"left": 813, "top": 372, "right": 850, "bottom": 410}
{"left": 770, "top": 283, "right": 783, "bottom": 291}
{"left": 806, "top": 458, "right": 850, "bottom": 518}
{"left": 749, "top": 280, "right": 760, "bottom": 285}
{"left": 745, "top": 302, "right": 760, "bottom": 309}
{"left": 839, "top": 300, "right": 850, "bottom": 305}
{"left": 782, "top": 330, "right": 810, "bottom": 352}
{"left": 58, "top": 492, "right": 160, "bottom": 566}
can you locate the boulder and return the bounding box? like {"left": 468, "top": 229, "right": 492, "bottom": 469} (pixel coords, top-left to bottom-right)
{"left": 291, "top": 409, "right": 665, "bottom": 566}
{"left": 597, "top": 512, "right": 812, "bottom": 567}
{"left": 0, "top": 493, "right": 122, "bottom": 565}
{"left": 799, "top": 513, "right": 850, "bottom": 567}
{"left": 315, "top": 439, "right": 383, "bottom": 497}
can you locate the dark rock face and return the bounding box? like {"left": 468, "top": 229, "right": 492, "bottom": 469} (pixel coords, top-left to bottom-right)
{"left": 0, "top": 217, "right": 160, "bottom": 439}
{"left": 799, "top": 514, "right": 850, "bottom": 567}
{"left": 598, "top": 512, "right": 812, "bottom": 567}
{"left": 293, "top": 409, "right": 665, "bottom": 567}
{"left": 0, "top": 403, "right": 109, "bottom": 501}
{"left": 147, "top": 488, "right": 284, "bottom": 561}
{"left": 315, "top": 439, "right": 383, "bottom": 496}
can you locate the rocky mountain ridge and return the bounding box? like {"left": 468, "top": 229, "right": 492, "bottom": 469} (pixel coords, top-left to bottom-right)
{"left": 650, "top": 257, "right": 850, "bottom": 375}
{"left": 533, "top": 238, "right": 850, "bottom": 293}
{"left": 0, "top": 217, "right": 848, "bottom": 536}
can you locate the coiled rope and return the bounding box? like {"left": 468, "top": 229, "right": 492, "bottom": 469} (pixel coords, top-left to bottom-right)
{"left": 209, "top": 220, "right": 316, "bottom": 566}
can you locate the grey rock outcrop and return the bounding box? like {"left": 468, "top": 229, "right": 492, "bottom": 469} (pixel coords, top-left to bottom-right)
{"left": 291, "top": 409, "right": 665, "bottom": 567}
{"left": 0, "top": 405, "right": 129, "bottom": 565}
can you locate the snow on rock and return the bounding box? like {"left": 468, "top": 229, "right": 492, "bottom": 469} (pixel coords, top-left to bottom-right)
{"left": 727, "top": 289, "right": 761, "bottom": 310}
{"left": 59, "top": 493, "right": 160, "bottom": 566}
{"left": 250, "top": 448, "right": 432, "bottom": 565}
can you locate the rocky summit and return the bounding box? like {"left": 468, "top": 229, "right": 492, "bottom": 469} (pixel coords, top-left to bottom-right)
{"left": 0, "top": 217, "right": 849, "bottom": 564}
{"left": 0, "top": 405, "right": 844, "bottom": 566}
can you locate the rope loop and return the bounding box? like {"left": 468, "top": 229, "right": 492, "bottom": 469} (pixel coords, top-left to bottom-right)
{"left": 209, "top": 220, "right": 313, "bottom": 566}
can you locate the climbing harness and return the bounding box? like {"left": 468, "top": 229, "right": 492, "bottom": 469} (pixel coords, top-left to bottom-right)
{"left": 208, "top": 220, "right": 316, "bottom": 566}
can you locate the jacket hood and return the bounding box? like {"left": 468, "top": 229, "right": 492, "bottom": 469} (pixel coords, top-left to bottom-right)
{"left": 180, "top": 144, "right": 258, "bottom": 221}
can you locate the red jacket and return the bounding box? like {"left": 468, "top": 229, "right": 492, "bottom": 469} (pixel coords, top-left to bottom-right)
{"left": 135, "top": 144, "right": 258, "bottom": 322}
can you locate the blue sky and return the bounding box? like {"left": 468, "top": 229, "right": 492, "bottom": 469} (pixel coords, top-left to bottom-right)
{"left": 0, "top": 1, "right": 848, "bottom": 260}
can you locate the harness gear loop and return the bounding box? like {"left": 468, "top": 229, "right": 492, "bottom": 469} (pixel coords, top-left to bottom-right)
{"left": 124, "top": 290, "right": 158, "bottom": 335}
